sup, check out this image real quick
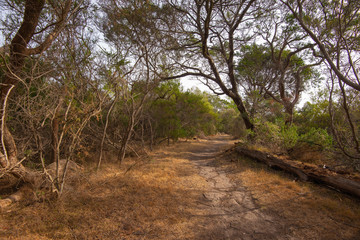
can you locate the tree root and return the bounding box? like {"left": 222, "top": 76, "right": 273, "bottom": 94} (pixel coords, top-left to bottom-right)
{"left": 0, "top": 185, "right": 33, "bottom": 210}
{"left": 0, "top": 160, "right": 82, "bottom": 210}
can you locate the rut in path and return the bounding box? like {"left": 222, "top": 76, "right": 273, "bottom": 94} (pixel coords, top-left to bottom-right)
{"left": 182, "top": 136, "right": 282, "bottom": 240}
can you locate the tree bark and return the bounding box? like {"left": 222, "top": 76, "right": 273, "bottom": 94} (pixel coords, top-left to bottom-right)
{"left": 98, "top": 96, "right": 117, "bottom": 170}
{"left": 284, "top": 102, "right": 294, "bottom": 125}
{"left": 118, "top": 113, "right": 135, "bottom": 163}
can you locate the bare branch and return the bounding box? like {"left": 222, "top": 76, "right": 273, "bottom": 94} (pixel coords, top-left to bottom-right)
{"left": 0, "top": 84, "right": 15, "bottom": 169}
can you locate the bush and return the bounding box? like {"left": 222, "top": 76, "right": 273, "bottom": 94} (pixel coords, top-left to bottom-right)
{"left": 247, "top": 119, "right": 282, "bottom": 150}
{"left": 298, "top": 127, "right": 333, "bottom": 150}
{"left": 247, "top": 118, "right": 332, "bottom": 154}
{"left": 280, "top": 124, "right": 299, "bottom": 149}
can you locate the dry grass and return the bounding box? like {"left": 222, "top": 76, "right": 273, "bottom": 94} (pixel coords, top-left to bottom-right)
{"left": 0, "top": 142, "right": 210, "bottom": 240}
{"left": 217, "top": 149, "right": 360, "bottom": 239}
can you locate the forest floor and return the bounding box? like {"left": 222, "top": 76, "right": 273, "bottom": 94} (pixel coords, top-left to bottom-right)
{"left": 1, "top": 135, "right": 360, "bottom": 239}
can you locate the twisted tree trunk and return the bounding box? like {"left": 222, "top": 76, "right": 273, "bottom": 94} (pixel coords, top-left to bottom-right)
{"left": 0, "top": 0, "right": 45, "bottom": 182}
{"left": 0, "top": 1, "right": 73, "bottom": 208}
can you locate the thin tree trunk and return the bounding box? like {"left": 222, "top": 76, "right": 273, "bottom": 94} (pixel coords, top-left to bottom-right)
{"left": 98, "top": 97, "right": 117, "bottom": 170}
{"left": 338, "top": 80, "right": 360, "bottom": 154}
{"left": 148, "top": 117, "right": 153, "bottom": 151}
{"left": 51, "top": 98, "right": 63, "bottom": 189}
{"left": 118, "top": 114, "right": 135, "bottom": 163}
{"left": 140, "top": 120, "right": 145, "bottom": 148}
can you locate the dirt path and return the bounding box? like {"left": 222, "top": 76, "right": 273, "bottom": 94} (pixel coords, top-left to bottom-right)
{"left": 175, "top": 135, "right": 279, "bottom": 239}
{"left": 1, "top": 135, "right": 359, "bottom": 239}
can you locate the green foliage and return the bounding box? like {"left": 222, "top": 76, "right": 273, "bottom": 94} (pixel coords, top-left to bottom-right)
{"left": 299, "top": 128, "right": 333, "bottom": 150}
{"left": 149, "top": 80, "right": 219, "bottom": 141}
{"left": 215, "top": 99, "right": 248, "bottom": 138}
{"left": 236, "top": 43, "right": 317, "bottom": 123}
{"left": 237, "top": 44, "right": 271, "bottom": 84}
{"left": 251, "top": 119, "right": 281, "bottom": 146}
{"left": 248, "top": 116, "right": 333, "bottom": 152}
{"left": 295, "top": 100, "right": 331, "bottom": 132}
{"left": 237, "top": 44, "right": 312, "bottom": 82}
{"left": 280, "top": 124, "right": 299, "bottom": 149}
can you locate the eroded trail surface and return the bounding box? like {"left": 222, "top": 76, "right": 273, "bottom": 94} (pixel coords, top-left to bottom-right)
{"left": 183, "top": 136, "right": 278, "bottom": 239}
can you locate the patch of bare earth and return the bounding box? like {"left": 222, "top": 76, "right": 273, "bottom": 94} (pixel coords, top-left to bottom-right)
{"left": 1, "top": 135, "right": 360, "bottom": 239}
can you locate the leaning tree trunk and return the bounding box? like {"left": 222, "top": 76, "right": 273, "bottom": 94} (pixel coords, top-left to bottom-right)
{"left": 98, "top": 96, "right": 117, "bottom": 170}
{"left": 118, "top": 113, "right": 136, "bottom": 163}
{"left": 232, "top": 96, "right": 254, "bottom": 130}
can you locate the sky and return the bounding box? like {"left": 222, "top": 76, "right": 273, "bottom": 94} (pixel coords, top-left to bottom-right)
{"left": 181, "top": 76, "right": 211, "bottom": 92}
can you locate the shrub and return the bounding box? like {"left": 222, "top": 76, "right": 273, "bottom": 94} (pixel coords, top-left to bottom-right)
{"left": 299, "top": 127, "right": 333, "bottom": 150}
{"left": 247, "top": 119, "right": 282, "bottom": 150}
{"left": 246, "top": 117, "right": 333, "bottom": 154}
{"left": 280, "top": 124, "right": 299, "bottom": 149}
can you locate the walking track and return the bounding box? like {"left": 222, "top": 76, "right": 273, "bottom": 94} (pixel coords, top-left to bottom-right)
{"left": 161, "top": 135, "right": 281, "bottom": 239}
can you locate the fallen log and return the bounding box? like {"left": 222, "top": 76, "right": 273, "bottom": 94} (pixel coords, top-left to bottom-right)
{"left": 235, "top": 145, "right": 360, "bottom": 199}
{"left": 307, "top": 173, "right": 360, "bottom": 198}
{"left": 235, "top": 146, "right": 309, "bottom": 181}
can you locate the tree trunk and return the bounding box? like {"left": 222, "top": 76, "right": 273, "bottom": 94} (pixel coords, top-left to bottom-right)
{"left": 148, "top": 117, "right": 154, "bottom": 151}
{"left": 98, "top": 97, "right": 117, "bottom": 170}
{"left": 0, "top": 0, "right": 45, "bottom": 183}
{"left": 118, "top": 114, "right": 135, "bottom": 163}
{"left": 232, "top": 97, "right": 254, "bottom": 130}
{"left": 284, "top": 103, "right": 294, "bottom": 125}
